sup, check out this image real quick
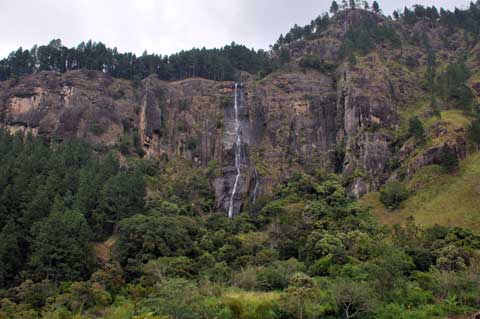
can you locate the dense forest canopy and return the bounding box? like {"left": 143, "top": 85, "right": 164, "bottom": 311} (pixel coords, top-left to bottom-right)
{"left": 0, "top": 41, "right": 273, "bottom": 82}
{"left": 0, "top": 129, "right": 479, "bottom": 319}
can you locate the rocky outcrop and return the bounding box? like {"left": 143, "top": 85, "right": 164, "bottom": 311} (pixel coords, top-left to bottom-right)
{"left": 0, "top": 9, "right": 477, "bottom": 212}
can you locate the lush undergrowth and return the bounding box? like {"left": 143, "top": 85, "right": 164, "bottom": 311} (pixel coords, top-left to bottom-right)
{"left": 0, "top": 130, "right": 479, "bottom": 319}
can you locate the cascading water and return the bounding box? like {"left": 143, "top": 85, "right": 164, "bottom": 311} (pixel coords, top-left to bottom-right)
{"left": 228, "top": 83, "right": 241, "bottom": 218}
{"left": 252, "top": 169, "right": 259, "bottom": 203}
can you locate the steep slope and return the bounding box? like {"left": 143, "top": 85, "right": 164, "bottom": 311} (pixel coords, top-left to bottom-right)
{"left": 0, "top": 9, "right": 479, "bottom": 216}
{"left": 362, "top": 151, "right": 480, "bottom": 231}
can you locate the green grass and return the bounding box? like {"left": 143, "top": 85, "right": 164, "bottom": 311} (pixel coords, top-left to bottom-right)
{"left": 439, "top": 110, "right": 471, "bottom": 129}
{"left": 362, "top": 152, "right": 480, "bottom": 232}
{"left": 397, "top": 99, "right": 431, "bottom": 137}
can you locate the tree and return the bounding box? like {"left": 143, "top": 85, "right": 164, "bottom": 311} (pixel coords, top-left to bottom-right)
{"left": 29, "top": 203, "right": 94, "bottom": 282}
{"left": 115, "top": 215, "right": 202, "bottom": 276}
{"left": 98, "top": 170, "right": 146, "bottom": 231}
{"left": 140, "top": 279, "right": 206, "bottom": 319}
{"left": 349, "top": 0, "right": 356, "bottom": 9}
{"left": 408, "top": 117, "right": 425, "bottom": 142}
{"left": 438, "top": 148, "right": 459, "bottom": 173}
{"left": 363, "top": 1, "right": 370, "bottom": 10}
{"left": 330, "top": 1, "right": 339, "bottom": 14}
{"left": 372, "top": 1, "right": 380, "bottom": 13}
{"left": 331, "top": 280, "right": 377, "bottom": 318}
{"left": 379, "top": 181, "right": 409, "bottom": 210}
{"left": 393, "top": 10, "right": 400, "bottom": 19}
{"left": 439, "top": 62, "right": 473, "bottom": 111}
{"left": 0, "top": 219, "right": 22, "bottom": 286}
{"left": 469, "top": 115, "right": 480, "bottom": 146}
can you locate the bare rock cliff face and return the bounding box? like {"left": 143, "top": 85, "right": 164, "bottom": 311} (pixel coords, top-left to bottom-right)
{"left": 0, "top": 68, "right": 340, "bottom": 213}
{"left": 1, "top": 10, "right": 478, "bottom": 213}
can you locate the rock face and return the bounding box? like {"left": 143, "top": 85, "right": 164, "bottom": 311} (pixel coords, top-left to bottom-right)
{"left": 0, "top": 9, "right": 478, "bottom": 213}
{"left": 0, "top": 68, "right": 340, "bottom": 213}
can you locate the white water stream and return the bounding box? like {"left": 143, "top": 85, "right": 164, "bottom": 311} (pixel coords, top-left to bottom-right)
{"left": 228, "top": 83, "right": 241, "bottom": 218}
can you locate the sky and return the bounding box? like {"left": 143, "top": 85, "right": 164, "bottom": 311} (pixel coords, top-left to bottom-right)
{"left": 0, "top": 0, "right": 472, "bottom": 58}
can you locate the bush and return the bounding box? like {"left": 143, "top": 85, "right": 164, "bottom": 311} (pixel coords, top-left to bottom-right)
{"left": 408, "top": 116, "right": 425, "bottom": 142}
{"left": 298, "top": 55, "right": 335, "bottom": 73}
{"left": 438, "top": 149, "right": 459, "bottom": 173}
{"left": 379, "top": 181, "right": 409, "bottom": 210}
{"left": 469, "top": 115, "right": 480, "bottom": 145}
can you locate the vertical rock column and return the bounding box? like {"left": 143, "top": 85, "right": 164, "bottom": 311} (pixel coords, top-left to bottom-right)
{"left": 215, "top": 83, "right": 253, "bottom": 216}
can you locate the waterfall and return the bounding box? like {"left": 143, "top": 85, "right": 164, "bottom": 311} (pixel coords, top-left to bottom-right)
{"left": 252, "top": 169, "right": 259, "bottom": 203}
{"left": 228, "top": 83, "right": 241, "bottom": 218}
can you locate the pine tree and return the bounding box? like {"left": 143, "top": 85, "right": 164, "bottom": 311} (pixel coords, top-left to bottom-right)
{"left": 372, "top": 1, "right": 380, "bottom": 13}
{"left": 29, "top": 200, "right": 94, "bottom": 282}
{"left": 408, "top": 117, "right": 425, "bottom": 142}
{"left": 469, "top": 114, "right": 480, "bottom": 146}
{"left": 349, "top": 0, "right": 356, "bottom": 9}
{"left": 330, "top": 1, "right": 339, "bottom": 14}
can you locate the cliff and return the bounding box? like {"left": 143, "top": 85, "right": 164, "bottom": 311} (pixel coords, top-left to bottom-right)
{"left": 0, "top": 9, "right": 479, "bottom": 214}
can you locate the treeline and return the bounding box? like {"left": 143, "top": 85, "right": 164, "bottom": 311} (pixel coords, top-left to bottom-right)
{"left": 397, "top": 1, "right": 480, "bottom": 36}
{"left": 274, "top": 1, "right": 480, "bottom": 56}
{"left": 273, "top": 0, "right": 382, "bottom": 50}
{"left": 0, "top": 40, "right": 274, "bottom": 82}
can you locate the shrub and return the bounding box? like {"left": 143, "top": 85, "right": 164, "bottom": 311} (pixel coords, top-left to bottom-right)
{"left": 408, "top": 116, "right": 425, "bottom": 142}
{"left": 469, "top": 115, "right": 480, "bottom": 145}
{"left": 438, "top": 149, "right": 459, "bottom": 173}
{"left": 379, "top": 181, "right": 409, "bottom": 210}
{"left": 298, "top": 55, "right": 335, "bottom": 73}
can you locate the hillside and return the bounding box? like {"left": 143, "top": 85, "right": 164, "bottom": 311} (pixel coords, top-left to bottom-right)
{"left": 1, "top": 7, "right": 479, "bottom": 216}
{"left": 363, "top": 151, "right": 480, "bottom": 231}
{"left": 0, "top": 2, "right": 480, "bottom": 319}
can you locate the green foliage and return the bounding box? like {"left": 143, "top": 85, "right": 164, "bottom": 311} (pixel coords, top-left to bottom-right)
{"left": 0, "top": 124, "right": 479, "bottom": 319}
{"left": 340, "top": 19, "right": 401, "bottom": 59}
{"left": 330, "top": 279, "right": 377, "bottom": 318}
{"left": 0, "top": 40, "right": 273, "bottom": 82}
{"left": 330, "top": 1, "right": 339, "bottom": 14}
{"left": 469, "top": 114, "right": 480, "bottom": 145}
{"left": 99, "top": 170, "right": 146, "bottom": 228}
{"left": 256, "top": 259, "right": 305, "bottom": 290}
{"left": 438, "top": 62, "right": 474, "bottom": 111}
{"left": 29, "top": 203, "right": 94, "bottom": 282}
{"left": 115, "top": 214, "right": 202, "bottom": 276}
{"left": 438, "top": 148, "right": 459, "bottom": 173}
{"left": 379, "top": 181, "right": 410, "bottom": 210}
{"left": 139, "top": 279, "right": 207, "bottom": 319}
{"left": 298, "top": 55, "right": 336, "bottom": 73}
{"left": 408, "top": 116, "right": 425, "bottom": 142}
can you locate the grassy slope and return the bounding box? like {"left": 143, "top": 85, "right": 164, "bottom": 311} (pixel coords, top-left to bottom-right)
{"left": 362, "top": 152, "right": 480, "bottom": 232}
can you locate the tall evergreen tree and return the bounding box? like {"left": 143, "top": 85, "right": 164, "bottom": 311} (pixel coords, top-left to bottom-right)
{"left": 330, "top": 1, "right": 339, "bottom": 14}
{"left": 349, "top": 0, "right": 356, "bottom": 9}
{"left": 29, "top": 199, "right": 94, "bottom": 282}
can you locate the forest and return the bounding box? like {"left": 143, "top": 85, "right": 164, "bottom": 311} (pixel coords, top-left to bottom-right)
{"left": 0, "top": 41, "right": 273, "bottom": 82}
{"left": 1, "top": 1, "right": 480, "bottom": 318}
{"left": 0, "top": 129, "right": 478, "bottom": 319}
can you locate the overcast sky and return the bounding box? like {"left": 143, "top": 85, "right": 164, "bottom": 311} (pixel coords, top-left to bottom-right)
{"left": 0, "top": 0, "right": 472, "bottom": 58}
